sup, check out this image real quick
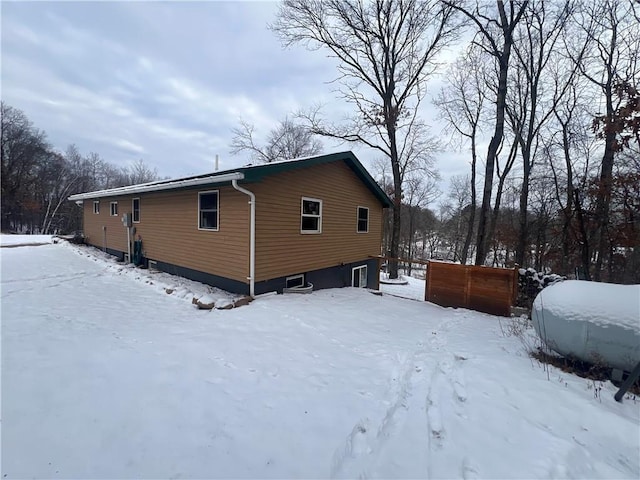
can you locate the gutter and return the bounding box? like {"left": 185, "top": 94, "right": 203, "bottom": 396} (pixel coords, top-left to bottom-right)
{"left": 231, "top": 179, "right": 256, "bottom": 298}
{"left": 68, "top": 172, "right": 245, "bottom": 201}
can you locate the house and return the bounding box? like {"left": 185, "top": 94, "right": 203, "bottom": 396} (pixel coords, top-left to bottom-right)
{"left": 68, "top": 151, "right": 392, "bottom": 296}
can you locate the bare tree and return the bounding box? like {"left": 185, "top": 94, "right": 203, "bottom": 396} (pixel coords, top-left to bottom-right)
{"left": 1, "top": 103, "right": 49, "bottom": 231}
{"left": 504, "top": 0, "right": 579, "bottom": 266}
{"left": 401, "top": 171, "right": 440, "bottom": 272}
{"left": 442, "top": 174, "right": 474, "bottom": 262}
{"left": 546, "top": 77, "right": 598, "bottom": 277}
{"left": 487, "top": 137, "right": 519, "bottom": 262}
{"left": 571, "top": 0, "right": 640, "bottom": 280}
{"left": 121, "top": 158, "right": 160, "bottom": 185}
{"left": 230, "top": 117, "right": 322, "bottom": 163}
{"left": 271, "top": 0, "right": 459, "bottom": 278}
{"left": 445, "top": 0, "right": 528, "bottom": 265}
{"left": 434, "top": 47, "right": 487, "bottom": 264}
{"left": 38, "top": 151, "right": 83, "bottom": 234}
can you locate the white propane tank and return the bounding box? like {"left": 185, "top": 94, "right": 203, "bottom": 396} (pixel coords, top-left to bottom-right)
{"left": 531, "top": 280, "right": 640, "bottom": 372}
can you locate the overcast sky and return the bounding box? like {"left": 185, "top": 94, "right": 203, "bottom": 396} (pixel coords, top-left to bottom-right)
{"left": 2, "top": 1, "right": 470, "bottom": 195}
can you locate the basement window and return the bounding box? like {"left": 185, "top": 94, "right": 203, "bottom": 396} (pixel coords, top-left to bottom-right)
{"left": 301, "top": 197, "right": 322, "bottom": 234}
{"left": 93, "top": 201, "right": 100, "bottom": 214}
{"left": 352, "top": 265, "right": 367, "bottom": 288}
{"left": 132, "top": 198, "right": 140, "bottom": 223}
{"left": 110, "top": 202, "right": 118, "bottom": 216}
{"left": 199, "top": 190, "right": 219, "bottom": 231}
{"left": 286, "top": 274, "right": 305, "bottom": 289}
{"left": 357, "top": 206, "right": 369, "bottom": 233}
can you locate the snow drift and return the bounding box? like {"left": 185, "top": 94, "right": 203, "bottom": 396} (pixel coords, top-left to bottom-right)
{"left": 532, "top": 280, "right": 640, "bottom": 371}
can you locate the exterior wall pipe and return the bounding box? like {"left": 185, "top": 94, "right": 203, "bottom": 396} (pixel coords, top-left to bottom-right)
{"left": 231, "top": 179, "right": 255, "bottom": 298}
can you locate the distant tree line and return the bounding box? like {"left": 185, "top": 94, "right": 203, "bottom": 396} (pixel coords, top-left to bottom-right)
{"left": 1, "top": 102, "right": 160, "bottom": 234}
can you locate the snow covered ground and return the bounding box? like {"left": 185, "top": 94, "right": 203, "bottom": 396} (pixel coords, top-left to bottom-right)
{"left": 380, "top": 274, "right": 426, "bottom": 301}
{"left": 2, "top": 237, "right": 639, "bottom": 479}
{"left": 0, "top": 233, "right": 54, "bottom": 247}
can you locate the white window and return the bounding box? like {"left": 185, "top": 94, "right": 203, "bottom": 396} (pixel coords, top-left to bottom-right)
{"left": 357, "top": 206, "right": 369, "bottom": 233}
{"left": 93, "top": 201, "right": 100, "bottom": 214}
{"left": 286, "top": 274, "right": 305, "bottom": 289}
{"left": 352, "top": 265, "right": 367, "bottom": 288}
{"left": 132, "top": 198, "right": 140, "bottom": 223}
{"left": 110, "top": 202, "right": 118, "bottom": 216}
{"left": 199, "top": 191, "right": 219, "bottom": 231}
{"left": 301, "top": 197, "right": 322, "bottom": 234}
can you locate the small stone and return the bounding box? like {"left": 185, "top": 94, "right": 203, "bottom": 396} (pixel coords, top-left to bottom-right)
{"left": 215, "top": 298, "right": 234, "bottom": 310}
{"left": 196, "top": 294, "right": 216, "bottom": 310}
{"left": 233, "top": 296, "right": 253, "bottom": 307}
{"left": 165, "top": 288, "right": 174, "bottom": 294}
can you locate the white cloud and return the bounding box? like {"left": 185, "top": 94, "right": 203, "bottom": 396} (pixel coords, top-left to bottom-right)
{"left": 112, "top": 139, "right": 146, "bottom": 156}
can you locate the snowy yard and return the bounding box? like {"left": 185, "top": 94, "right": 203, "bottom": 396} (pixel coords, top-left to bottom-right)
{"left": 0, "top": 234, "right": 55, "bottom": 247}
{"left": 2, "top": 237, "right": 639, "bottom": 479}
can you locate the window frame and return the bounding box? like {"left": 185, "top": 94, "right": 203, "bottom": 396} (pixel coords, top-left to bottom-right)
{"left": 198, "top": 190, "right": 220, "bottom": 231}
{"left": 285, "top": 274, "right": 305, "bottom": 289}
{"left": 300, "top": 197, "right": 322, "bottom": 234}
{"left": 352, "top": 265, "right": 368, "bottom": 288}
{"left": 357, "top": 206, "right": 369, "bottom": 233}
{"left": 110, "top": 201, "right": 118, "bottom": 217}
{"left": 93, "top": 200, "right": 100, "bottom": 214}
{"left": 132, "top": 197, "right": 140, "bottom": 223}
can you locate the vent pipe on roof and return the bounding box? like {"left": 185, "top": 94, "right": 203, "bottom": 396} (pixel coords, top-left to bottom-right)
{"left": 215, "top": 154, "right": 219, "bottom": 172}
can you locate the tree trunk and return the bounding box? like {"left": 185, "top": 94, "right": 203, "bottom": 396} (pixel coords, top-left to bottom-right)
{"left": 388, "top": 139, "right": 402, "bottom": 279}
{"left": 386, "top": 91, "right": 403, "bottom": 279}
{"left": 516, "top": 148, "right": 531, "bottom": 266}
{"left": 593, "top": 99, "right": 616, "bottom": 281}
{"left": 461, "top": 133, "right": 477, "bottom": 265}
{"left": 573, "top": 188, "right": 592, "bottom": 281}
{"left": 407, "top": 211, "right": 414, "bottom": 276}
{"left": 561, "top": 124, "right": 573, "bottom": 274}
{"left": 476, "top": 50, "right": 511, "bottom": 265}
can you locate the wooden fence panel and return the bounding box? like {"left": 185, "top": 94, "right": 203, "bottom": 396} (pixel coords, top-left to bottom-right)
{"left": 424, "top": 261, "right": 468, "bottom": 308}
{"left": 426, "top": 261, "right": 517, "bottom": 317}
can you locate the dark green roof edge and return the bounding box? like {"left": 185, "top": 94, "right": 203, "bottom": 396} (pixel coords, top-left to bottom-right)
{"left": 240, "top": 151, "right": 393, "bottom": 208}
{"left": 68, "top": 151, "right": 393, "bottom": 207}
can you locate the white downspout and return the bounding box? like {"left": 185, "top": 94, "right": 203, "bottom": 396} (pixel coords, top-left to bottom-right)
{"left": 232, "top": 179, "right": 255, "bottom": 298}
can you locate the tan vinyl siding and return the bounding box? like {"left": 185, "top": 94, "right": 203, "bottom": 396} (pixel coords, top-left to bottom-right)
{"left": 83, "top": 200, "right": 129, "bottom": 253}
{"left": 82, "top": 187, "right": 250, "bottom": 283}
{"left": 252, "top": 161, "right": 383, "bottom": 281}
{"left": 80, "top": 159, "right": 385, "bottom": 287}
